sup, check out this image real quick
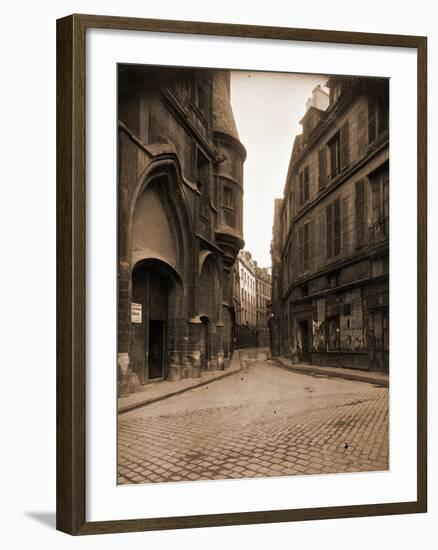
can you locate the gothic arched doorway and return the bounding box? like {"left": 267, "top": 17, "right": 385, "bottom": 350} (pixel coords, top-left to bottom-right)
{"left": 130, "top": 260, "right": 176, "bottom": 383}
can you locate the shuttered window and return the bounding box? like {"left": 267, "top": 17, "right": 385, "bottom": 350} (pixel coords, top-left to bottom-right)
{"left": 299, "top": 171, "right": 304, "bottom": 205}
{"left": 318, "top": 147, "right": 327, "bottom": 190}
{"left": 328, "top": 135, "right": 340, "bottom": 179}
{"left": 333, "top": 199, "right": 341, "bottom": 256}
{"left": 340, "top": 121, "right": 349, "bottom": 168}
{"left": 298, "top": 166, "right": 310, "bottom": 205}
{"left": 357, "top": 109, "right": 367, "bottom": 158}
{"left": 355, "top": 179, "right": 366, "bottom": 246}
{"left": 328, "top": 122, "right": 349, "bottom": 180}
{"left": 368, "top": 98, "right": 377, "bottom": 144}
{"left": 298, "top": 222, "right": 310, "bottom": 274}
{"left": 304, "top": 166, "right": 310, "bottom": 203}
{"left": 326, "top": 198, "right": 341, "bottom": 259}
{"left": 298, "top": 226, "right": 304, "bottom": 273}
{"left": 378, "top": 94, "right": 389, "bottom": 134}
{"left": 326, "top": 204, "right": 333, "bottom": 258}
{"left": 368, "top": 94, "right": 389, "bottom": 144}
{"left": 303, "top": 222, "right": 310, "bottom": 272}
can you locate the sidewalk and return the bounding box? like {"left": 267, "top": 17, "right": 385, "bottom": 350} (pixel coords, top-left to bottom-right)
{"left": 118, "top": 350, "right": 243, "bottom": 414}
{"left": 274, "top": 356, "right": 389, "bottom": 387}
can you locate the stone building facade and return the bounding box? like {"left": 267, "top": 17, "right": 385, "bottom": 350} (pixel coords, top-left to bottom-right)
{"left": 232, "top": 250, "right": 271, "bottom": 349}
{"left": 255, "top": 266, "right": 272, "bottom": 347}
{"left": 238, "top": 250, "right": 257, "bottom": 327}
{"left": 117, "top": 66, "right": 246, "bottom": 394}
{"left": 269, "top": 198, "right": 284, "bottom": 356}
{"left": 272, "top": 78, "right": 389, "bottom": 372}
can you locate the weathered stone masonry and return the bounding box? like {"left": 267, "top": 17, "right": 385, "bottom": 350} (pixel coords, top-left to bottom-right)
{"left": 117, "top": 66, "right": 246, "bottom": 395}
{"left": 271, "top": 78, "right": 389, "bottom": 372}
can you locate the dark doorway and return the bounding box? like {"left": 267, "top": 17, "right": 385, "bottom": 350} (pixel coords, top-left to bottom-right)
{"left": 149, "top": 320, "right": 166, "bottom": 379}
{"left": 200, "top": 318, "right": 209, "bottom": 370}
{"left": 131, "top": 263, "right": 169, "bottom": 383}
{"left": 298, "top": 319, "right": 311, "bottom": 362}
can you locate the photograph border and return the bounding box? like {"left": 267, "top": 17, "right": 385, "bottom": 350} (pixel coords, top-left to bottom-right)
{"left": 56, "top": 13, "right": 427, "bottom": 535}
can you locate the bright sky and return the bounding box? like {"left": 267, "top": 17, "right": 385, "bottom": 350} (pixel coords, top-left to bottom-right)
{"left": 230, "top": 71, "right": 328, "bottom": 267}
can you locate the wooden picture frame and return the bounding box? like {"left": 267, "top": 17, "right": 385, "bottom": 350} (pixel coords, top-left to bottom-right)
{"left": 56, "top": 13, "right": 427, "bottom": 535}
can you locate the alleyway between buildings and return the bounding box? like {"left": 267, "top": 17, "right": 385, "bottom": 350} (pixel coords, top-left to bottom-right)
{"left": 118, "top": 351, "right": 389, "bottom": 484}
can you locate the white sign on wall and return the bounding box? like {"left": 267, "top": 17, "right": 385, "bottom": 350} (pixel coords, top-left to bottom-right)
{"left": 131, "top": 302, "right": 142, "bottom": 324}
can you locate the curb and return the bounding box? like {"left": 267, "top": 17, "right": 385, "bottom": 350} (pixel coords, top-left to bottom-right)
{"left": 118, "top": 353, "right": 243, "bottom": 415}
{"left": 273, "top": 358, "right": 389, "bottom": 388}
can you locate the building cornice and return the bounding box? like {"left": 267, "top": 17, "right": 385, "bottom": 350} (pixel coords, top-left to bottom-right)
{"left": 286, "top": 272, "right": 389, "bottom": 307}
{"left": 281, "top": 243, "right": 389, "bottom": 302}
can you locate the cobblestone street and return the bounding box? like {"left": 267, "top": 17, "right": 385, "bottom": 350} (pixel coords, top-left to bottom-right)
{"left": 118, "top": 357, "right": 389, "bottom": 484}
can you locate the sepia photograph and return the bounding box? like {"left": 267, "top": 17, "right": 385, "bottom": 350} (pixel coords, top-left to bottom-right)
{"left": 116, "top": 64, "right": 389, "bottom": 485}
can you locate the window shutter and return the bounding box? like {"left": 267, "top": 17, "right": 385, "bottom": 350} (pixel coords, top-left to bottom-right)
{"left": 378, "top": 95, "right": 389, "bottom": 134}
{"left": 326, "top": 204, "right": 333, "bottom": 259}
{"left": 371, "top": 175, "right": 381, "bottom": 225}
{"left": 299, "top": 226, "right": 304, "bottom": 273}
{"left": 357, "top": 109, "right": 367, "bottom": 158}
{"left": 299, "top": 172, "right": 304, "bottom": 205}
{"left": 318, "top": 147, "right": 326, "bottom": 190}
{"left": 368, "top": 98, "right": 377, "bottom": 144}
{"left": 355, "top": 179, "right": 366, "bottom": 246}
{"left": 308, "top": 219, "right": 315, "bottom": 273}
{"left": 303, "top": 222, "right": 310, "bottom": 271}
{"left": 340, "top": 120, "right": 349, "bottom": 168}
{"left": 304, "top": 166, "right": 310, "bottom": 202}
{"left": 293, "top": 229, "right": 299, "bottom": 279}
{"left": 334, "top": 199, "right": 341, "bottom": 256}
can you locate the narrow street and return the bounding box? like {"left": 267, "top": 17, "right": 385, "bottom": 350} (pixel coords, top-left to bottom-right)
{"left": 118, "top": 353, "right": 389, "bottom": 484}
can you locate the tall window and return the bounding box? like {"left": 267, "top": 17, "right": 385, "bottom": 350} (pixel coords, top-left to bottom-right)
{"left": 328, "top": 122, "right": 349, "bottom": 180}
{"left": 298, "top": 222, "right": 310, "bottom": 274}
{"left": 222, "top": 185, "right": 235, "bottom": 226}
{"left": 355, "top": 179, "right": 366, "bottom": 247}
{"left": 299, "top": 166, "right": 310, "bottom": 205}
{"left": 318, "top": 147, "right": 327, "bottom": 190}
{"left": 370, "top": 165, "right": 389, "bottom": 236}
{"left": 368, "top": 94, "right": 389, "bottom": 145}
{"left": 357, "top": 109, "right": 367, "bottom": 158}
{"left": 194, "top": 77, "right": 211, "bottom": 123}
{"left": 326, "top": 198, "right": 341, "bottom": 258}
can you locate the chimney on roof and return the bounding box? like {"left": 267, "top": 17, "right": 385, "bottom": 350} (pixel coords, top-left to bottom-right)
{"left": 305, "top": 84, "right": 329, "bottom": 112}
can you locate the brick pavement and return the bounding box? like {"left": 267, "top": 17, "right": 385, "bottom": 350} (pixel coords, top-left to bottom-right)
{"left": 118, "top": 360, "right": 389, "bottom": 484}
